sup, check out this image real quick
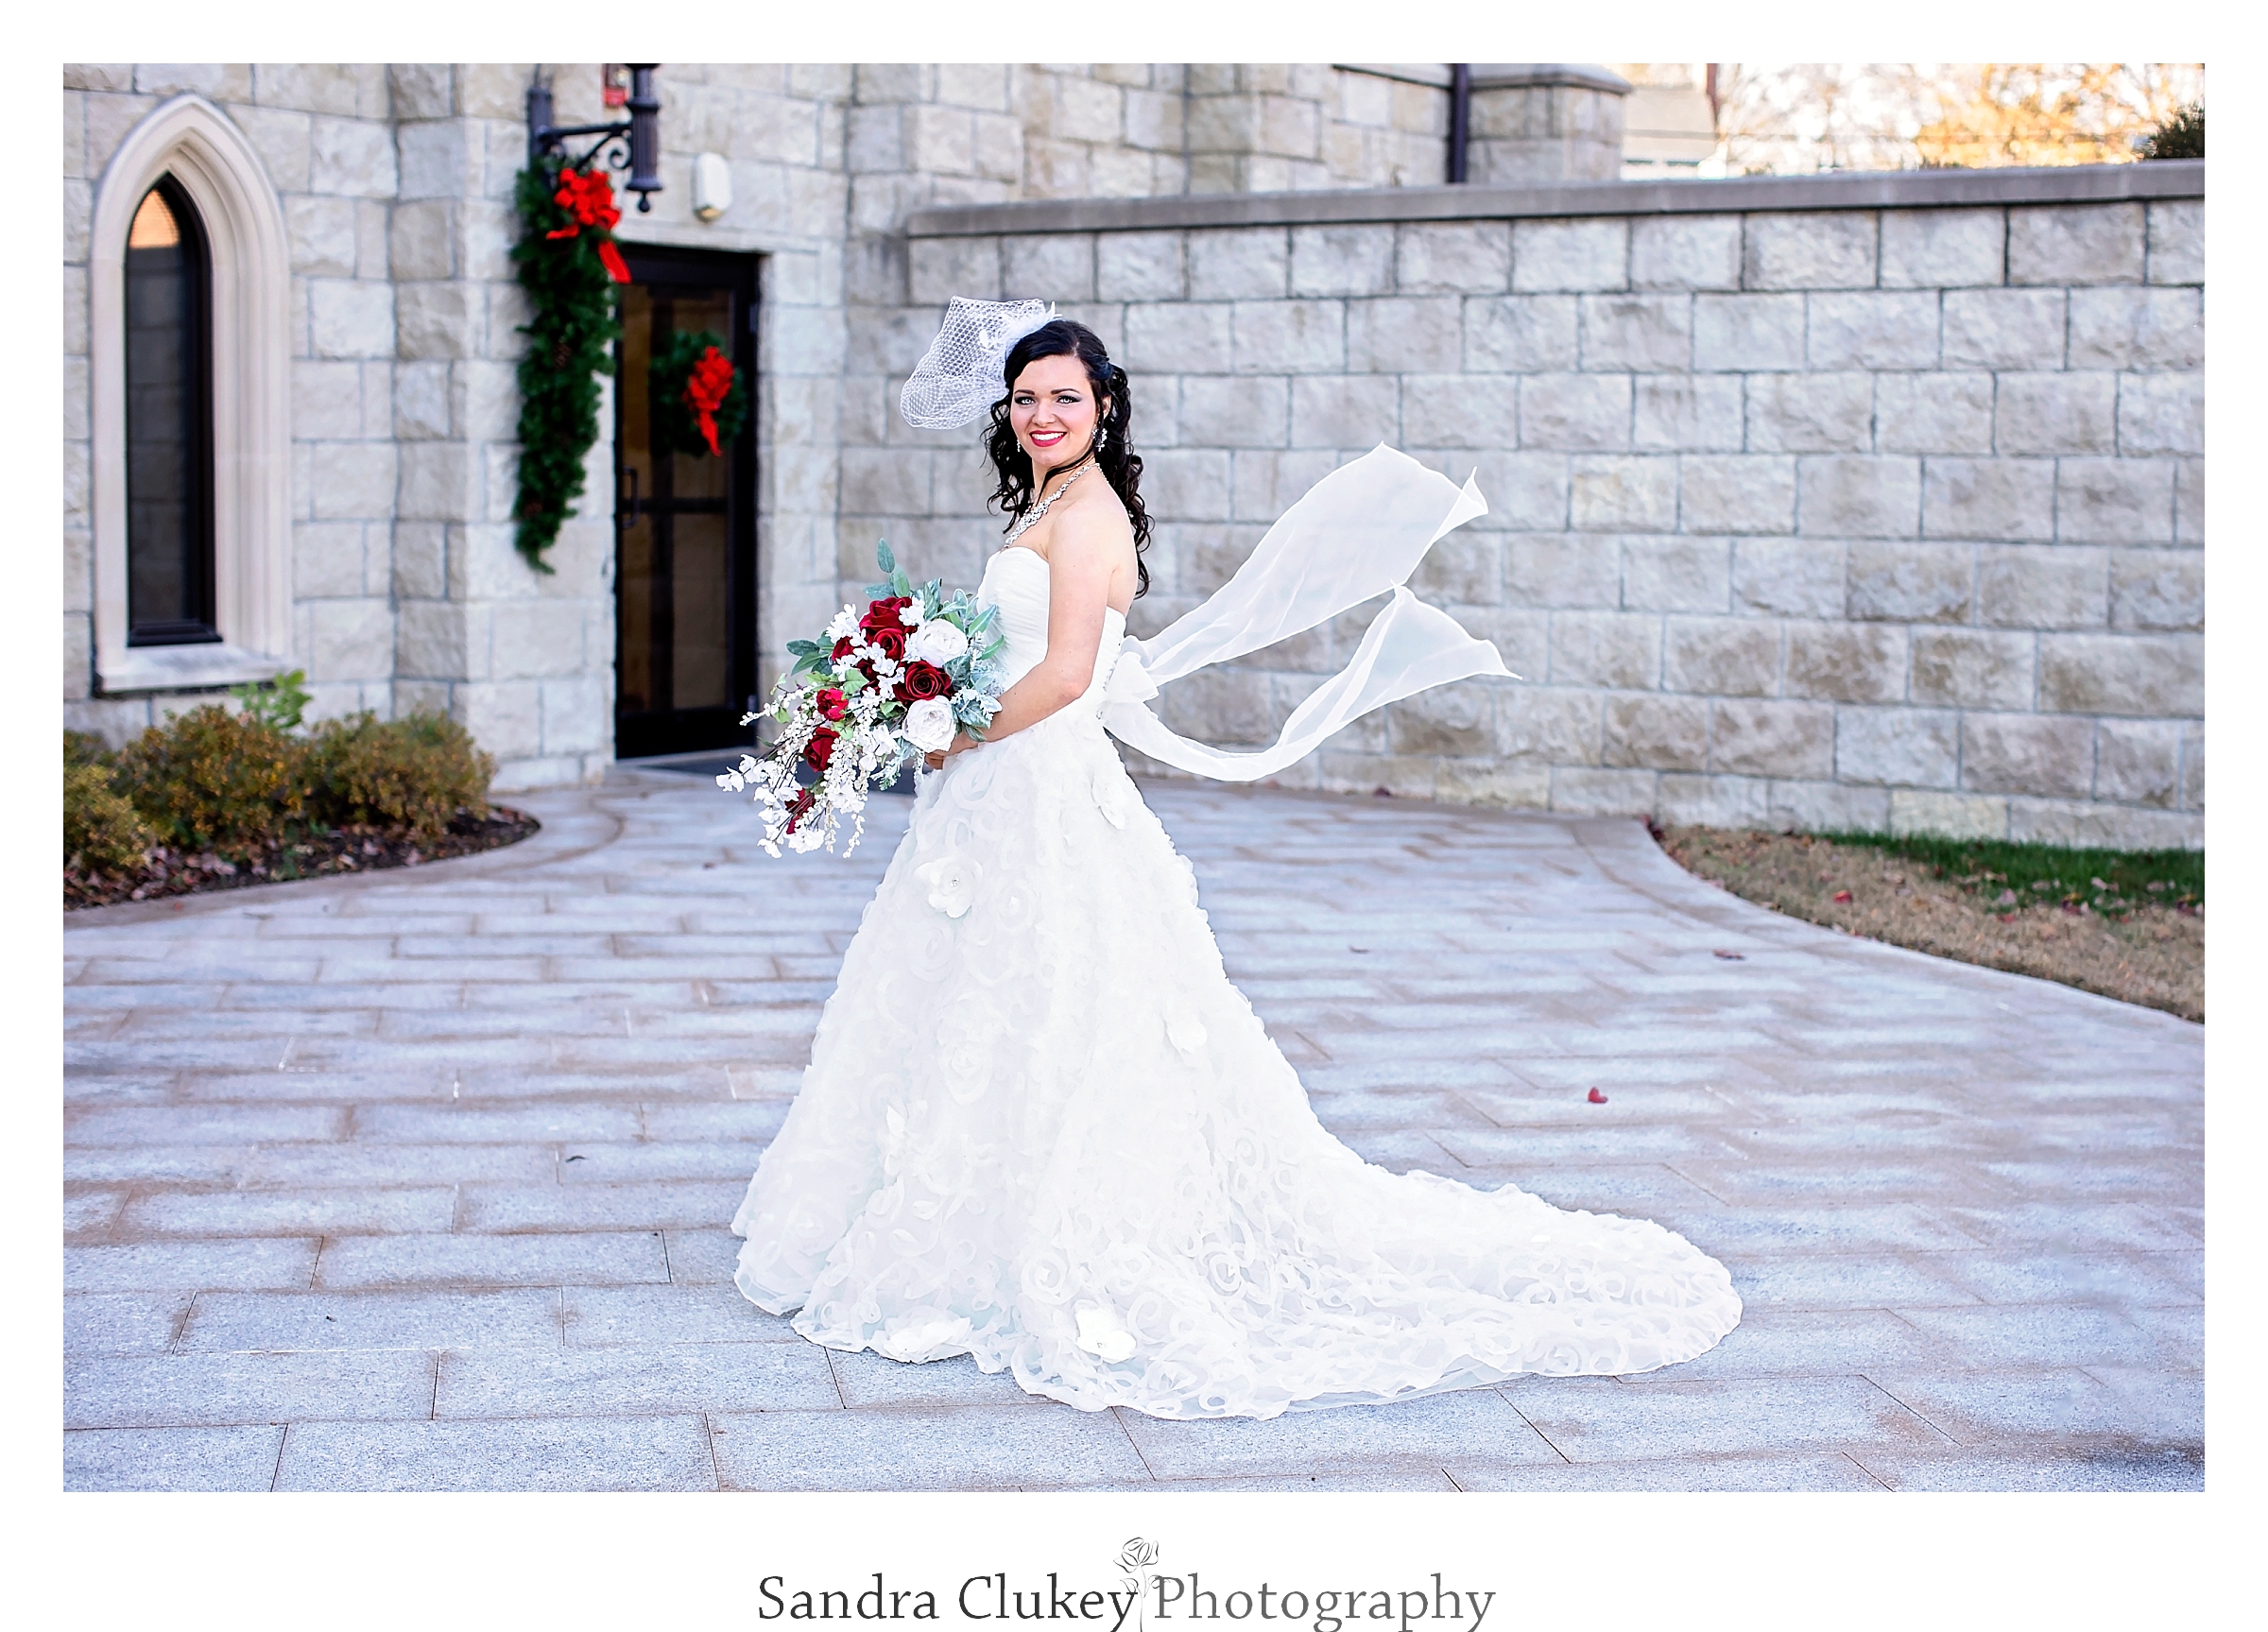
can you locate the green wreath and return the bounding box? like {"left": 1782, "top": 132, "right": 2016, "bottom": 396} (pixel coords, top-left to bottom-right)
{"left": 649, "top": 330, "right": 750, "bottom": 459}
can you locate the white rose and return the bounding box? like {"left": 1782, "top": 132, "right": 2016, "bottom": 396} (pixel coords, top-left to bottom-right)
{"left": 907, "top": 618, "right": 970, "bottom": 664}
{"left": 914, "top": 854, "right": 980, "bottom": 919}
{"left": 902, "top": 696, "right": 955, "bottom": 753}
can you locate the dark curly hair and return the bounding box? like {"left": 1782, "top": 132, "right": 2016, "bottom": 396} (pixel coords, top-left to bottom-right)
{"left": 984, "top": 318, "right": 1151, "bottom": 597}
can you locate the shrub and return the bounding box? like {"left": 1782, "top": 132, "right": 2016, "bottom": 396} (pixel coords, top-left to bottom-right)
{"left": 113, "top": 704, "right": 312, "bottom": 861}
{"left": 2139, "top": 102, "right": 2203, "bottom": 160}
{"left": 64, "top": 761, "right": 158, "bottom": 875}
{"left": 65, "top": 730, "right": 112, "bottom": 770}
{"left": 306, "top": 712, "right": 495, "bottom": 843}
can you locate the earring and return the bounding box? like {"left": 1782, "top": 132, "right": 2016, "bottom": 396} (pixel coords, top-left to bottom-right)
{"left": 1094, "top": 424, "right": 1108, "bottom": 456}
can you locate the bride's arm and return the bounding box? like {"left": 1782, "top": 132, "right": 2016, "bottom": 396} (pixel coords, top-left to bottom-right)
{"left": 936, "top": 509, "right": 1122, "bottom": 756}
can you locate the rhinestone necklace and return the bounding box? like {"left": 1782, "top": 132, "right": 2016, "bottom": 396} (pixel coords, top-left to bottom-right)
{"left": 1004, "top": 457, "right": 1094, "bottom": 547}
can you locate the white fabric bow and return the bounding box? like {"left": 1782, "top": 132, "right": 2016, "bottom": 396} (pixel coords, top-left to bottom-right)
{"left": 1098, "top": 445, "right": 1517, "bottom": 782}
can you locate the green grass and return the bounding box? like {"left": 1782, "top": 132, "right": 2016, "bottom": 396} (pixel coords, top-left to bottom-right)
{"left": 1815, "top": 831, "right": 2203, "bottom": 913}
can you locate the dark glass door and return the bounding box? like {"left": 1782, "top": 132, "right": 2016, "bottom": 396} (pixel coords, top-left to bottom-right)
{"left": 614, "top": 248, "right": 759, "bottom": 760}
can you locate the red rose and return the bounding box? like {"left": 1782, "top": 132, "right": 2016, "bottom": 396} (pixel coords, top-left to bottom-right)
{"left": 802, "top": 728, "right": 837, "bottom": 772}
{"left": 831, "top": 635, "right": 855, "bottom": 662}
{"left": 868, "top": 626, "right": 908, "bottom": 662}
{"left": 893, "top": 661, "right": 954, "bottom": 704}
{"left": 860, "top": 596, "right": 912, "bottom": 636}
{"left": 784, "top": 786, "right": 817, "bottom": 833}
{"left": 815, "top": 687, "right": 848, "bottom": 722}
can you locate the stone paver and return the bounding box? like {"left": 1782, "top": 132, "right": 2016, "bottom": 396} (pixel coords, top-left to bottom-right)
{"left": 61, "top": 770, "right": 2204, "bottom": 1491}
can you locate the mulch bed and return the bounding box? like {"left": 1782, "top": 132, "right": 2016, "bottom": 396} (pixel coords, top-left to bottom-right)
{"left": 64, "top": 807, "right": 540, "bottom": 912}
{"left": 1654, "top": 825, "right": 2203, "bottom": 1023}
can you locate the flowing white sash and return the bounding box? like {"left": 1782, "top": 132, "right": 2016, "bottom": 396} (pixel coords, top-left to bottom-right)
{"left": 1099, "top": 445, "right": 1515, "bottom": 782}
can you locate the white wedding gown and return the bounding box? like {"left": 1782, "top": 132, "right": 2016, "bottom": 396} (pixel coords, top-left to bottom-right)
{"left": 730, "top": 544, "right": 1742, "bottom": 1419}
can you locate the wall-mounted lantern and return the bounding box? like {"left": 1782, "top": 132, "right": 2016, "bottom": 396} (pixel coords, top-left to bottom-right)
{"left": 527, "top": 63, "right": 663, "bottom": 212}
{"left": 692, "top": 152, "right": 732, "bottom": 221}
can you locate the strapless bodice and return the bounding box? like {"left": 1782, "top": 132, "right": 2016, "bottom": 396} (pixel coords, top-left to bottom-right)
{"left": 976, "top": 546, "right": 1127, "bottom": 712}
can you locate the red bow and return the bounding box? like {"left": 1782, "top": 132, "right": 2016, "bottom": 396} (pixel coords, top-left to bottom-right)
{"left": 545, "top": 167, "right": 630, "bottom": 283}
{"left": 682, "top": 346, "right": 735, "bottom": 456}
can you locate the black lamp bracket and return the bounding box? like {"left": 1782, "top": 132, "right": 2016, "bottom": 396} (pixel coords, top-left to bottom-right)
{"left": 527, "top": 63, "right": 663, "bottom": 212}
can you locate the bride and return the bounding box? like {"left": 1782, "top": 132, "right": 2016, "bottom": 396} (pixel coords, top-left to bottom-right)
{"left": 729, "top": 301, "right": 1740, "bottom": 1419}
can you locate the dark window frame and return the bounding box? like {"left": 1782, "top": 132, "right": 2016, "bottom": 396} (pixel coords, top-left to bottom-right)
{"left": 124, "top": 173, "right": 220, "bottom": 647}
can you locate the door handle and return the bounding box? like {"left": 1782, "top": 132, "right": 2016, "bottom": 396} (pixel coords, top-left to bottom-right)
{"left": 617, "top": 464, "right": 639, "bottom": 528}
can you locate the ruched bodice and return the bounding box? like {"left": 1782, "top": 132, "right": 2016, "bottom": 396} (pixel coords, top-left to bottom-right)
{"left": 975, "top": 545, "right": 1127, "bottom": 712}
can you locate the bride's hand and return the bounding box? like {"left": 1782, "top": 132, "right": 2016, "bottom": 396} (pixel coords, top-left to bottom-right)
{"left": 923, "top": 732, "right": 974, "bottom": 771}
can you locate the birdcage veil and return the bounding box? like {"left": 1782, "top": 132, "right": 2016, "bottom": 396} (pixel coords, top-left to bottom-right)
{"left": 899, "top": 298, "right": 1056, "bottom": 430}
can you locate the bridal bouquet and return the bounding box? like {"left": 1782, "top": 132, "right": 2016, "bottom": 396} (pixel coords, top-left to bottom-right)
{"left": 719, "top": 542, "right": 1006, "bottom": 856}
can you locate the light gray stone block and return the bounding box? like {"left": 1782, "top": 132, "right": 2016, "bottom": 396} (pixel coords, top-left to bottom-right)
{"left": 1783, "top": 621, "right": 1906, "bottom": 704}
{"left": 1798, "top": 456, "right": 1920, "bottom": 539}
{"left": 1629, "top": 215, "right": 1742, "bottom": 291}
{"left": 2114, "top": 372, "right": 2203, "bottom": 456}
{"left": 1922, "top": 458, "right": 2054, "bottom": 541}
{"left": 1746, "top": 373, "right": 1873, "bottom": 455}
{"left": 1347, "top": 296, "right": 1462, "bottom": 371}
{"left": 1463, "top": 295, "right": 1579, "bottom": 371}
{"left": 1001, "top": 233, "right": 1095, "bottom": 301}
{"left": 1962, "top": 713, "right": 2096, "bottom": 799}
{"left": 1547, "top": 765, "right": 1658, "bottom": 816}
{"left": 1188, "top": 227, "right": 1289, "bottom": 299}
{"left": 1518, "top": 372, "right": 1629, "bottom": 452}
{"left": 2145, "top": 199, "right": 2203, "bottom": 286}
{"left": 1744, "top": 212, "right": 1877, "bottom": 291}
{"left": 1290, "top": 223, "right": 1395, "bottom": 296}
{"left": 1679, "top": 455, "right": 1797, "bottom": 536}
{"left": 1875, "top": 372, "right": 1995, "bottom": 455}
{"left": 1654, "top": 772, "right": 1773, "bottom": 828}
{"left": 1619, "top": 536, "right": 1727, "bottom": 612}
{"left": 66, "top": 1424, "right": 284, "bottom": 1492}
{"left": 1766, "top": 779, "right": 1892, "bottom": 834}
{"left": 1497, "top": 686, "right": 1603, "bottom": 763}
{"left": 1395, "top": 221, "right": 1512, "bottom": 293}
{"left": 1978, "top": 544, "right": 2108, "bottom": 629}
{"left": 1847, "top": 542, "right": 1974, "bottom": 624}
{"left": 1602, "top": 695, "right": 1709, "bottom": 770}
{"left": 2094, "top": 718, "right": 2181, "bottom": 807}
{"left": 1123, "top": 301, "right": 1231, "bottom": 373}
{"left": 1692, "top": 293, "right": 1805, "bottom": 371}
{"left": 1401, "top": 372, "right": 1518, "bottom": 448}
{"left": 1909, "top": 628, "right": 2035, "bottom": 710}
{"left": 2174, "top": 458, "right": 2202, "bottom": 545}
{"left": 1942, "top": 289, "right": 2066, "bottom": 370}
{"left": 1833, "top": 707, "right": 1959, "bottom": 788}
{"left": 2067, "top": 287, "right": 2202, "bottom": 371}
{"left": 1887, "top": 788, "right": 2010, "bottom": 838}
{"left": 2054, "top": 458, "right": 2175, "bottom": 545}
{"left": 1661, "top": 616, "right": 1778, "bottom": 697}
{"left": 1570, "top": 457, "right": 1676, "bottom": 532}
{"left": 277, "top": 1415, "right": 717, "bottom": 1492}
{"left": 1549, "top": 610, "right": 1661, "bottom": 689}
{"left": 1506, "top": 536, "right": 1619, "bottom": 608}
{"left": 1512, "top": 218, "right": 1628, "bottom": 292}
{"left": 1732, "top": 539, "right": 1843, "bottom": 618}
{"left": 2108, "top": 549, "right": 2203, "bottom": 632}
{"left": 908, "top": 236, "right": 1001, "bottom": 303}
{"left": 1633, "top": 375, "right": 1744, "bottom": 453}
{"left": 1880, "top": 208, "right": 2005, "bottom": 289}
{"left": 308, "top": 279, "right": 396, "bottom": 360}
{"left": 1095, "top": 231, "right": 1183, "bottom": 301}
{"left": 1177, "top": 374, "right": 1289, "bottom": 448}
{"left": 1578, "top": 294, "right": 1691, "bottom": 371}
{"left": 1709, "top": 699, "right": 1834, "bottom": 779}
{"left": 1230, "top": 300, "right": 1345, "bottom": 373}
{"left": 67, "top": 1349, "right": 434, "bottom": 1430}
{"left": 2008, "top": 202, "right": 2145, "bottom": 285}
{"left": 1806, "top": 292, "right": 1939, "bottom": 370}
{"left": 1289, "top": 374, "right": 1400, "bottom": 447}
{"left": 711, "top": 1400, "right": 1149, "bottom": 1491}
{"left": 2038, "top": 632, "right": 2201, "bottom": 717}
{"left": 2181, "top": 724, "right": 2204, "bottom": 809}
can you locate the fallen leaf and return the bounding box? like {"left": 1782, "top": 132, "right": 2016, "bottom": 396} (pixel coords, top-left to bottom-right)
{"left": 1711, "top": 949, "right": 1744, "bottom": 960}
{"left": 1587, "top": 1088, "right": 1607, "bottom": 1104}
{"left": 1832, "top": 889, "right": 1853, "bottom": 903}
{"left": 564, "top": 1154, "right": 586, "bottom": 1162}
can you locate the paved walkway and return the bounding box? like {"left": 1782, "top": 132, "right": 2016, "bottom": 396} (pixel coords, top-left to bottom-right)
{"left": 62, "top": 772, "right": 2203, "bottom": 1491}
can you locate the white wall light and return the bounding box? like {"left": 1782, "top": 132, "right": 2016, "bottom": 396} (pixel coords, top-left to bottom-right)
{"left": 692, "top": 152, "right": 732, "bottom": 221}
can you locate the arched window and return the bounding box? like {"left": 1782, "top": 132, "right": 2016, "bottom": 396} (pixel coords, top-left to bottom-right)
{"left": 88, "top": 94, "right": 291, "bottom": 695}
{"left": 123, "top": 177, "right": 218, "bottom": 645}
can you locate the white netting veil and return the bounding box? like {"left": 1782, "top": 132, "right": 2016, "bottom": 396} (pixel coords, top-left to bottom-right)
{"left": 900, "top": 298, "right": 1057, "bottom": 430}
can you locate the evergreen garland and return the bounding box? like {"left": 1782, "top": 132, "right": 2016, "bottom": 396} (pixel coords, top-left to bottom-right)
{"left": 508, "top": 164, "right": 627, "bottom": 573}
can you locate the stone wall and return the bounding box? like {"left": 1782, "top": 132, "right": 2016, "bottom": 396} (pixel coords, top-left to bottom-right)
{"left": 871, "top": 163, "right": 2205, "bottom": 848}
